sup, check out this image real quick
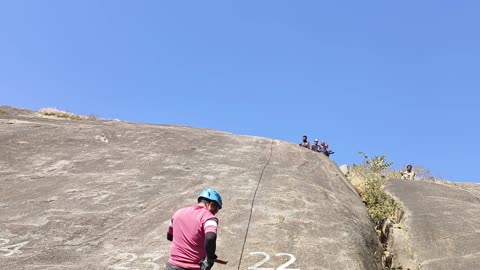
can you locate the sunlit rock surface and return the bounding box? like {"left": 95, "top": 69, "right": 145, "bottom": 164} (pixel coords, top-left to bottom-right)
{"left": 385, "top": 179, "right": 480, "bottom": 270}
{"left": 0, "top": 106, "right": 381, "bottom": 270}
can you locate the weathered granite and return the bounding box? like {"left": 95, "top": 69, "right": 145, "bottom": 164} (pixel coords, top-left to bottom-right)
{"left": 384, "top": 179, "right": 480, "bottom": 270}
{"left": 0, "top": 106, "right": 382, "bottom": 269}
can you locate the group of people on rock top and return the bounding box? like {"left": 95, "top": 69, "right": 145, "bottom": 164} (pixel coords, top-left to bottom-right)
{"left": 298, "top": 135, "right": 416, "bottom": 180}
{"left": 299, "top": 135, "right": 334, "bottom": 157}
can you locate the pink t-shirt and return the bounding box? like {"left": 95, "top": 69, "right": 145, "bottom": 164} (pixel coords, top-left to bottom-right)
{"left": 168, "top": 205, "right": 218, "bottom": 269}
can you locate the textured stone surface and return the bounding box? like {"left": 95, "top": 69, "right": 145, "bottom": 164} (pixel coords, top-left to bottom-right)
{"left": 0, "top": 106, "right": 382, "bottom": 270}
{"left": 385, "top": 179, "right": 480, "bottom": 270}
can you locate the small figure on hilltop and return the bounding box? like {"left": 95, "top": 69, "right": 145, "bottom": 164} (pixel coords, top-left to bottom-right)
{"left": 401, "top": 165, "right": 416, "bottom": 180}
{"left": 299, "top": 135, "right": 310, "bottom": 149}
{"left": 319, "top": 141, "right": 334, "bottom": 157}
{"left": 167, "top": 188, "right": 222, "bottom": 270}
{"left": 310, "top": 139, "right": 321, "bottom": 151}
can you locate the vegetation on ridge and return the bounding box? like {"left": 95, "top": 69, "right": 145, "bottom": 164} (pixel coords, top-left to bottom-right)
{"left": 350, "top": 152, "right": 399, "bottom": 226}
{"left": 349, "top": 153, "right": 403, "bottom": 270}
{"left": 39, "top": 108, "right": 96, "bottom": 120}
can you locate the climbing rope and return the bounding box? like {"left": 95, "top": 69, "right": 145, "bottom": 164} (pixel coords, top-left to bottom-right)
{"left": 236, "top": 140, "right": 274, "bottom": 270}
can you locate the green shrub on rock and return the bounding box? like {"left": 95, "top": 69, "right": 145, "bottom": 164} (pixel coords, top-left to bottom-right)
{"left": 351, "top": 152, "right": 399, "bottom": 226}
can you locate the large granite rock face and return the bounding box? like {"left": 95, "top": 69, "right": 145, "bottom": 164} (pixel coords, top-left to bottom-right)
{"left": 0, "top": 106, "right": 382, "bottom": 270}
{"left": 384, "top": 179, "right": 480, "bottom": 270}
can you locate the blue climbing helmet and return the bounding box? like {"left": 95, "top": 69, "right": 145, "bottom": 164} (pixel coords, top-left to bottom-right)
{"left": 198, "top": 188, "right": 223, "bottom": 209}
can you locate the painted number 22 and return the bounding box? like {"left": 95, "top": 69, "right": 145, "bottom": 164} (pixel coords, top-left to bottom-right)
{"left": 248, "top": 252, "right": 299, "bottom": 270}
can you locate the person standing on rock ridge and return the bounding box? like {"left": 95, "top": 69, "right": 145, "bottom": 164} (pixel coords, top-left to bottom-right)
{"left": 319, "top": 141, "right": 334, "bottom": 157}
{"left": 310, "top": 139, "right": 321, "bottom": 151}
{"left": 166, "top": 188, "right": 222, "bottom": 270}
{"left": 299, "top": 135, "right": 310, "bottom": 149}
{"left": 401, "top": 165, "right": 416, "bottom": 180}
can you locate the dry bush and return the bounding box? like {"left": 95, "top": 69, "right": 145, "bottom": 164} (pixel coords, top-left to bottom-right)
{"left": 408, "top": 164, "right": 431, "bottom": 180}
{"left": 350, "top": 153, "right": 399, "bottom": 226}
{"left": 382, "top": 168, "right": 401, "bottom": 180}
{"left": 39, "top": 108, "right": 96, "bottom": 120}
{"left": 350, "top": 166, "right": 399, "bottom": 226}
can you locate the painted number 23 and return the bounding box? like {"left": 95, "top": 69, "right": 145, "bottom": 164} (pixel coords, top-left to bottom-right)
{"left": 248, "top": 252, "right": 299, "bottom": 270}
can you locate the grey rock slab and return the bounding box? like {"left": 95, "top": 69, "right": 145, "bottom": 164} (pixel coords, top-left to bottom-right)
{"left": 384, "top": 179, "right": 480, "bottom": 270}
{"left": 1, "top": 106, "right": 382, "bottom": 270}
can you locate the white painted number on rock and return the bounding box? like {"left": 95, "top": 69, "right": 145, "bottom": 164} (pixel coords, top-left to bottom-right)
{"left": 248, "top": 252, "right": 299, "bottom": 270}
{"left": 109, "top": 252, "right": 161, "bottom": 270}
{"left": 110, "top": 253, "right": 137, "bottom": 270}
{"left": 143, "top": 261, "right": 160, "bottom": 270}
{"left": 248, "top": 252, "right": 273, "bottom": 270}
{"left": 142, "top": 253, "right": 162, "bottom": 270}
{"left": 275, "top": 253, "right": 299, "bottom": 270}
{"left": 0, "top": 238, "right": 29, "bottom": 257}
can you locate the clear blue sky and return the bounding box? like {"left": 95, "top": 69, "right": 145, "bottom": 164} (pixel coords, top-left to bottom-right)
{"left": 1, "top": 1, "right": 479, "bottom": 182}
